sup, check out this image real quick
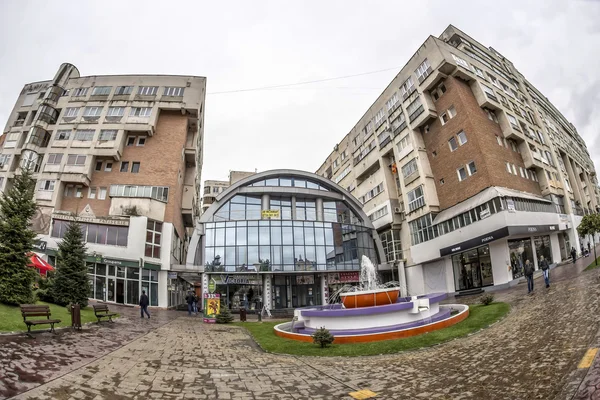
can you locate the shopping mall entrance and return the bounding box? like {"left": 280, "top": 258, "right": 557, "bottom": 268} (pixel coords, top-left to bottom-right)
{"left": 452, "top": 245, "right": 494, "bottom": 291}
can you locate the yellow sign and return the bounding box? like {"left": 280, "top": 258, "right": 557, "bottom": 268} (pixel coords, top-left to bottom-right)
{"left": 578, "top": 348, "right": 598, "bottom": 369}
{"left": 261, "top": 210, "right": 280, "bottom": 219}
{"left": 349, "top": 389, "right": 378, "bottom": 399}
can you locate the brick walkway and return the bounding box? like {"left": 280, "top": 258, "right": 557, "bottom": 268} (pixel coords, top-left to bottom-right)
{"left": 2, "top": 253, "right": 600, "bottom": 399}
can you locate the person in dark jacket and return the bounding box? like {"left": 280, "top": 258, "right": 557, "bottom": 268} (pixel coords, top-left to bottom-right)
{"left": 571, "top": 247, "right": 577, "bottom": 263}
{"left": 539, "top": 256, "right": 550, "bottom": 288}
{"left": 588, "top": 242, "right": 592, "bottom": 257}
{"left": 186, "top": 290, "right": 195, "bottom": 316}
{"left": 139, "top": 290, "right": 150, "bottom": 318}
{"left": 524, "top": 259, "right": 534, "bottom": 294}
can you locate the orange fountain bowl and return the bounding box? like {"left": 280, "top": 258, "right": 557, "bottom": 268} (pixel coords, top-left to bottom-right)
{"left": 339, "top": 288, "right": 400, "bottom": 308}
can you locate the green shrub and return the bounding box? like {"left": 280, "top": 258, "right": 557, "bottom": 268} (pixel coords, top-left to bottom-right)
{"left": 479, "top": 293, "right": 494, "bottom": 306}
{"left": 312, "top": 326, "right": 335, "bottom": 348}
{"left": 216, "top": 304, "right": 234, "bottom": 324}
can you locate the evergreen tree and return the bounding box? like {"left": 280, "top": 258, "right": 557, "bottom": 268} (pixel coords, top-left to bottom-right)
{"left": 52, "top": 221, "right": 90, "bottom": 307}
{"left": 0, "top": 168, "right": 38, "bottom": 305}
{"left": 216, "top": 302, "right": 234, "bottom": 323}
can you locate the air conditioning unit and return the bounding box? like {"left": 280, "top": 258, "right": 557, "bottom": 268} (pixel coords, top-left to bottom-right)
{"left": 394, "top": 207, "right": 403, "bottom": 214}
{"left": 334, "top": 144, "right": 339, "bottom": 152}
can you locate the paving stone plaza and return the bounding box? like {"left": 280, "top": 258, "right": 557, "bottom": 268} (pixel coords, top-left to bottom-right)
{"left": 1, "top": 254, "right": 600, "bottom": 400}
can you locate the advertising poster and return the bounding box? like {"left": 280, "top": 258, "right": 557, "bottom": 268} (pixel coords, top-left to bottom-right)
{"left": 203, "top": 293, "right": 220, "bottom": 323}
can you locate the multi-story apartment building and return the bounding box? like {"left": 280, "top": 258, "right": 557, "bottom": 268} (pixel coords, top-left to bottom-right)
{"left": 317, "top": 25, "right": 600, "bottom": 296}
{"left": 0, "top": 63, "right": 206, "bottom": 308}
{"left": 201, "top": 171, "right": 256, "bottom": 214}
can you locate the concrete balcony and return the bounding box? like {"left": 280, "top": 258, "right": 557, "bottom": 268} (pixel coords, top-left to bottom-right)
{"left": 36, "top": 190, "right": 54, "bottom": 201}
{"left": 353, "top": 146, "right": 380, "bottom": 178}
{"left": 182, "top": 184, "right": 194, "bottom": 228}
{"left": 109, "top": 197, "right": 166, "bottom": 221}
{"left": 471, "top": 82, "right": 501, "bottom": 111}
{"left": 520, "top": 144, "right": 545, "bottom": 170}
{"left": 418, "top": 59, "right": 453, "bottom": 91}
{"left": 61, "top": 159, "right": 93, "bottom": 186}
{"left": 93, "top": 135, "right": 124, "bottom": 161}
{"left": 407, "top": 94, "right": 437, "bottom": 129}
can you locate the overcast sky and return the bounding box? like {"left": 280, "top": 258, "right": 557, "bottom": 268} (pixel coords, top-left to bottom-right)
{"left": 1, "top": 0, "right": 599, "bottom": 184}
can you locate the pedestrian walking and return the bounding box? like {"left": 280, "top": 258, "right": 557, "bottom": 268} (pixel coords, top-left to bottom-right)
{"left": 193, "top": 293, "right": 198, "bottom": 315}
{"left": 581, "top": 244, "right": 585, "bottom": 258}
{"left": 139, "top": 290, "right": 150, "bottom": 319}
{"left": 186, "top": 290, "right": 195, "bottom": 316}
{"left": 539, "top": 255, "right": 550, "bottom": 288}
{"left": 524, "top": 259, "right": 534, "bottom": 294}
{"left": 588, "top": 242, "right": 592, "bottom": 257}
{"left": 571, "top": 247, "right": 577, "bottom": 263}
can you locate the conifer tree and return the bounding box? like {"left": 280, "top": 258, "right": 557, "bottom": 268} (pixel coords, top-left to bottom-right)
{"left": 0, "top": 168, "right": 37, "bottom": 305}
{"left": 52, "top": 221, "right": 90, "bottom": 307}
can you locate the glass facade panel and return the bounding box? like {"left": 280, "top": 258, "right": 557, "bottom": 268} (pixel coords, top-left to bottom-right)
{"left": 509, "top": 238, "right": 533, "bottom": 279}
{"left": 534, "top": 235, "right": 553, "bottom": 264}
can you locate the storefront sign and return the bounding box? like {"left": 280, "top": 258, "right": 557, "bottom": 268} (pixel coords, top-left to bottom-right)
{"left": 440, "top": 224, "right": 561, "bottom": 257}
{"left": 208, "top": 278, "right": 216, "bottom": 293}
{"left": 479, "top": 207, "right": 491, "bottom": 219}
{"left": 506, "top": 199, "right": 516, "bottom": 213}
{"left": 440, "top": 227, "right": 510, "bottom": 256}
{"left": 296, "top": 275, "right": 314, "bottom": 285}
{"left": 218, "top": 275, "right": 261, "bottom": 285}
{"left": 100, "top": 257, "right": 139, "bottom": 268}
{"left": 559, "top": 214, "right": 569, "bottom": 223}
{"left": 261, "top": 210, "right": 280, "bottom": 219}
{"left": 203, "top": 293, "right": 220, "bottom": 323}
{"left": 168, "top": 272, "right": 178, "bottom": 279}
{"left": 327, "top": 272, "right": 360, "bottom": 284}
{"left": 32, "top": 240, "right": 47, "bottom": 252}
{"left": 508, "top": 224, "right": 559, "bottom": 236}
{"left": 52, "top": 213, "right": 129, "bottom": 226}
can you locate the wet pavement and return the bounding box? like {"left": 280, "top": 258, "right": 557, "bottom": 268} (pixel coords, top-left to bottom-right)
{"left": 2, "top": 253, "right": 600, "bottom": 399}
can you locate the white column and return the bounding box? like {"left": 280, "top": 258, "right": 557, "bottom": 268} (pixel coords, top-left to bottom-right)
{"left": 158, "top": 270, "right": 169, "bottom": 308}
{"left": 397, "top": 260, "right": 408, "bottom": 297}
{"left": 321, "top": 274, "right": 328, "bottom": 305}
{"left": 262, "top": 274, "right": 272, "bottom": 312}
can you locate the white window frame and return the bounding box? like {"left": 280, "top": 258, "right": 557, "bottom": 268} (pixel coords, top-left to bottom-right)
{"left": 83, "top": 106, "right": 102, "bottom": 117}
{"left": 415, "top": 59, "right": 431, "bottom": 81}
{"left": 115, "top": 86, "right": 133, "bottom": 95}
{"left": 130, "top": 107, "right": 152, "bottom": 117}
{"left": 164, "top": 87, "right": 184, "bottom": 96}
{"left": 46, "top": 153, "right": 63, "bottom": 165}
{"left": 98, "top": 187, "right": 107, "bottom": 200}
{"left": 452, "top": 54, "right": 469, "bottom": 69}
{"left": 400, "top": 77, "right": 415, "bottom": 99}
{"left": 386, "top": 93, "right": 399, "bottom": 111}
{"left": 66, "top": 154, "right": 87, "bottom": 166}
{"left": 98, "top": 130, "right": 117, "bottom": 141}
{"left": 467, "top": 161, "right": 477, "bottom": 175}
{"left": 506, "top": 162, "right": 512, "bottom": 173}
{"left": 137, "top": 137, "right": 146, "bottom": 146}
{"left": 72, "top": 87, "right": 88, "bottom": 97}
{"left": 74, "top": 130, "right": 95, "bottom": 141}
{"left": 107, "top": 107, "right": 124, "bottom": 117}
{"left": 56, "top": 130, "right": 71, "bottom": 141}
{"left": 457, "top": 166, "right": 467, "bottom": 181}
{"left": 104, "top": 162, "right": 112, "bottom": 172}
{"left": 448, "top": 137, "right": 458, "bottom": 152}
{"left": 91, "top": 86, "right": 111, "bottom": 96}
{"left": 407, "top": 185, "right": 425, "bottom": 212}
{"left": 401, "top": 158, "right": 418, "bottom": 179}
{"left": 374, "top": 109, "right": 385, "bottom": 125}
{"left": 457, "top": 131, "right": 467, "bottom": 146}
{"left": 512, "top": 164, "right": 518, "bottom": 175}
{"left": 138, "top": 86, "right": 158, "bottom": 96}
{"left": 89, "top": 187, "right": 97, "bottom": 199}
{"left": 64, "top": 107, "right": 79, "bottom": 118}
{"left": 39, "top": 180, "right": 55, "bottom": 191}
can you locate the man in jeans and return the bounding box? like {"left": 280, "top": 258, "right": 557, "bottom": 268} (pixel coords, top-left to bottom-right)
{"left": 186, "top": 290, "right": 195, "bottom": 316}
{"left": 524, "top": 259, "right": 534, "bottom": 294}
{"left": 139, "top": 290, "right": 150, "bottom": 318}
{"left": 539, "top": 255, "right": 550, "bottom": 288}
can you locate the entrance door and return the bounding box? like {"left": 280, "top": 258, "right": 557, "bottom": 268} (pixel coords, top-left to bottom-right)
{"left": 107, "top": 278, "right": 116, "bottom": 302}
{"left": 116, "top": 279, "right": 125, "bottom": 304}
{"left": 452, "top": 246, "right": 493, "bottom": 291}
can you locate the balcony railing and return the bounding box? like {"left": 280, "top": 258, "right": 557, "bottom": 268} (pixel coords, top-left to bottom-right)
{"left": 417, "top": 66, "right": 433, "bottom": 84}
{"left": 408, "top": 105, "right": 424, "bottom": 122}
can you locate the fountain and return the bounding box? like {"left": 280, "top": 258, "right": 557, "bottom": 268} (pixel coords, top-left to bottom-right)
{"left": 275, "top": 256, "right": 469, "bottom": 344}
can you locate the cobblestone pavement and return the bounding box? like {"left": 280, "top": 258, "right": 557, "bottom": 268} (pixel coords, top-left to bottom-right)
{"left": 4, "top": 254, "right": 600, "bottom": 400}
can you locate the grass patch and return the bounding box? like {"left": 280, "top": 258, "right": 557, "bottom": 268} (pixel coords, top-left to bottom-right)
{"left": 0, "top": 301, "right": 100, "bottom": 332}
{"left": 233, "top": 302, "right": 509, "bottom": 357}
{"left": 584, "top": 257, "right": 600, "bottom": 271}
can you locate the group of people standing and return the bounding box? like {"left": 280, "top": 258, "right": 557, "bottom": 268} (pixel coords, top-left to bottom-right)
{"left": 186, "top": 290, "right": 200, "bottom": 316}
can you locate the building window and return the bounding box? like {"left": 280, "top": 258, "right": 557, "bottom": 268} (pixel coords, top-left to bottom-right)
{"left": 74, "top": 129, "right": 95, "bottom": 141}
{"left": 519, "top": 167, "right": 525, "bottom": 178}
{"left": 374, "top": 108, "right": 385, "bottom": 125}
{"left": 368, "top": 206, "right": 389, "bottom": 222}
{"left": 457, "top": 131, "right": 467, "bottom": 145}
{"left": 130, "top": 107, "right": 152, "bottom": 117}
{"left": 468, "top": 161, "right": 477, "bottom": 175}
{"left": 145, "top": 220, "right": 163, "bottom": 258}
{"left": 407, "top": 185, "right": 425, "bottom": 212}
{"left": 91, "top": 86, "right": 111, "bottom": 96}
{"left": 105, "top": 162, "right": 112, "bottom": 172}
{"left": 440, "top": 106, "right": 456, "bottom": 125}
{"left": 39, "top": 180, "right": 55, "bottom": 191}
{"left": 107, "top": 107, "right": 124, "bottom": 117}
{"left": 512, "top": 164, "right": 518, "bottom": 175}
{"left": 98, "top": 130, "right": 117, "bottom": 141}
{"left": 64, "top": 107, "right": 79, "bottom": 118}
{"left": 131, "top": 162, "right": 140, "bottom": 173}
{"left": 407, "top": 98, "right": 424, "bottom": 121}
{"left": 386, "top": 92, "right": 399, "bottom": 111}
{"left": 496, "top": 135, "right": 503, "bottom": 146}
{"left": 51, "top": 220, "right": 128, "bottom": 247}
{"left": 75, "top": 187, "right": 83, "bottom": 198}
{"left": 66, "top": 154, "right": 86, "bottom": 166}
{"left": 401, "top": 158, "right": 418, "bottom": 178}
{"left": 439, "top": 178, "right": 444, "bottom": 185}
{"left": 56, "top": 130, "right": 71, "bottom": 140}
{"left": 472, "top": 66, "right": 485, "bottom": 78}
{"left": 397, "top": 135, "right": 410, "bottom": 151}
{"left": 506, "top": 162, "right": 512, "bottom": 174}
{"left": 360, "top": 183, "right": 384, "bottom": 204}
{"left": 120, "top": 162, "right": 129, "bottom": 172}
{"left": 46, "top": 153, "right": 63, "bottom": 165}
{"left": 164, "top": 87, "right": 185, "bottom": 96}
{"left": 507, "top": 114, "right": 519, "bottom": 128}
{"left": 95, "top": 161, "right": 102, "bottom": 171}
{"left": 115, "top": 86, "right": 133, "bottom": 95}
{"left": 452, "top": 54, "right": 469, "bottom": 69}
{"left": 98, "top": 187, "right": 107, "bottom": 200}
{"left": 333, "top": 166, "right": 351, "bottom": 184}
{"left": 110, "top": 184, "right": 169, "bottom": 202}
{"left": 482, "top": 84, "right": 497, "bottom": 101}
{"left": 448, "top": 137, "right": 458, "bottom": 152}
{"left": 137, "top": 137, "right": 146, "bottom": 146}
{"left": 415, "top": 59, "right": 432, "bottom": 82}
{"left": 138, "top": 86, "right": 158, "bottom": 96}
{"left": 126, "top": 136, "right": 136, "bottom": 146}
{"left": 72, "top": 87, "right": 88, "bottom": 97}
{"left": 400, "top": 77, "right": 415, "bottom": 99}
{"left": 83, "top": 106, "right": 103, "bottom": 117}
{"left": 485, "top": 108, "right": 498, "bottom": 123}
{"left": 457, "top": 166, "right": 467, "bottom": 181}
{"left": 89, "top": 187, "right": 96, "bottom": 199}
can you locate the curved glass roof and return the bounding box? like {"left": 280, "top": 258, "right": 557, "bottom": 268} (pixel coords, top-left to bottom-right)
{"left": 249, "top": 177, "right": 329, "bottom": 191}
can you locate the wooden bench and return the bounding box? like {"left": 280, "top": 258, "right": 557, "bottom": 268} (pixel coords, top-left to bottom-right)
{"left": 20, "top": 305, "right": 61, "bottom": 335}
{"left": 93, "top": 304, "right": 117, "bottom": 323}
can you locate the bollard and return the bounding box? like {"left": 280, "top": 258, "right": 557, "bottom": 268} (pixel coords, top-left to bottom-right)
{"left": 71, "top": 304, "right": 82, "bottom": 330}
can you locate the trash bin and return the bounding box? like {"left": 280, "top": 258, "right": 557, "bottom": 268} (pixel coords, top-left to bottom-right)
{"left": 239, "top": 307, "right": 247, "bottom": 322}
{"left": 71, "top": 304, "right": 82, "bottom": 330}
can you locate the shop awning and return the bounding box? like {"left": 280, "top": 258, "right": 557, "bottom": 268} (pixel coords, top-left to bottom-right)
{"left": 28, "top": 253, "right": 54, "bottom": 272}
{"left": 433, "top": 186, "right": 551, "bottom": 225}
